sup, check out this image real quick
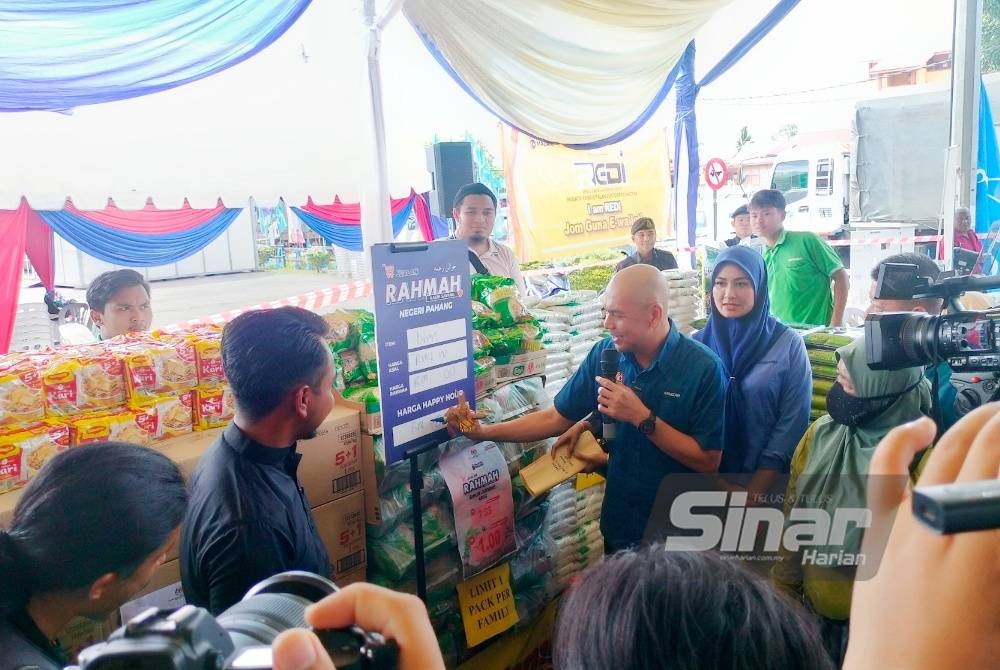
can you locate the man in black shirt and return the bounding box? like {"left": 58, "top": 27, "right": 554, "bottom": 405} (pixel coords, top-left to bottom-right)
{"left": 181, "top": 307, "right": 336, "bottom": 614}
{"left": 724, "top": 204, "right": 757, "bottom": 247}
{"left": 615, "top": 217, "right": 678, "bottom": 272}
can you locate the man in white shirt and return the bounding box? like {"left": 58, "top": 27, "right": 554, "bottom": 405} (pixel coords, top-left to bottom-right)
{"left": 452, "top": 182, "right": 527, "bottom": 295}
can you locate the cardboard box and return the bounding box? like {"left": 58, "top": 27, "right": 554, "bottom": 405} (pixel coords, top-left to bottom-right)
{"left": 336, "top": 391, "right": 382, "bottom": 435}
{"left": 119, "top": 559, "right": 185, "bottom": 624}
{"left": 475, "top": 364, "right": 497, "bottom": 400}
{"left": 58, "top": 614, "right": 120, "bottom": 662}
{"left": 359, "top": 433, "right": 382, "bottom": 526}
{"left": 157, "top": 427, "right": 221, "bottom": 480}
{"left": 0, "top": 488, "right": 15, "bottom": 527}
{"left": 494, "top": 351, "right": 547, "bottom": 382}
{"left": 156, "top": 428, "right": 221, "bottom": 562}
{"left": 313, "top": 491, "right": 366, "bottom": 581}
{"left": 338, "top": 565, "right": 368, "bottom": 587}
{"left": 298, "top": 405, "right": 361, "bottom": 507}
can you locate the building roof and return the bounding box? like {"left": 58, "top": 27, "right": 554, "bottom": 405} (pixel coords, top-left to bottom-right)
{"left": 870, "top": 50, "right": 952, "bottom": 75}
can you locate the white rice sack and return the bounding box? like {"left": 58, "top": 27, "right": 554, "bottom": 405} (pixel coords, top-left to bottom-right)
{"left": 569, "top": 316, "right": 604, "bottom": 331}
{"left": 569, "top": 327, "right": 603, "bottom": 341}
{"left": 529, "top": 308, "right": 571, "bottom": 324}
{"left": 548, "top": 303, "right": 594, "bottom": 318}
{"left": 545, "top": 350, "right": 572, "bottom": 365}
{"left": 542, "top": 329, "right": 571, "bottom": 343}
{"left": 542, "top": 342, "right": 570, "bottom": 355}
{"left": 536, "top": 290, "right": 598, "bottom": 308}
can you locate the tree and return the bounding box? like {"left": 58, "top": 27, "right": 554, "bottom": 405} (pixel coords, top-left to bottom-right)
{"left": 772, "top": 123, "right": 799, "bottom": 143}
{"left": 736, "top": 126, "right": 752, "bottom": 153}
{"left": 984, "top": 0, "right": 1000, "bottom": 74}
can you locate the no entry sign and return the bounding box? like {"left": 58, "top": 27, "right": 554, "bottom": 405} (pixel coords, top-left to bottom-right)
{"left": 704, "top": 158, "right": 728, "bottom": 191}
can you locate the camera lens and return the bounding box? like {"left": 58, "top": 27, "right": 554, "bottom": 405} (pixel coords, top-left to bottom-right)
{"left": 866, "top": 312, "right": 941, "bottom": 369}
{"left": 216, "top": 593, "right": 312, "bottom": 650}
{"left": 899, "top": 312, "right": 939, "bottom": 365}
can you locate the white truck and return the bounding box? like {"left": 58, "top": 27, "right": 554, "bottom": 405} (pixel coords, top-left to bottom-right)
{"left": 769, "top": 142, "right": 850, "bottom": 236}
{"left": 767, "top": 73, "right": 1000, "bottom": 239}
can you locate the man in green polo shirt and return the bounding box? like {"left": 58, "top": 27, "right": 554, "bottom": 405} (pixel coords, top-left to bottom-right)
{"left": 750, "top": 189, "right": 850, "bottom": 326}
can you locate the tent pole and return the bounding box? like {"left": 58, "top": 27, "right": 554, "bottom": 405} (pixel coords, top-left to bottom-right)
{"left": 360, "top": 0, "right": 395, "bottom": 271}
{"left": 945, "top": 0, "right": 982, "bottom": 267}
{"left": 377, "top": 0, "right": 405, "bottom": 30}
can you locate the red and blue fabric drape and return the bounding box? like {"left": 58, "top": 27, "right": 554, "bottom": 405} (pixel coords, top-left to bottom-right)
{"left": 35, "top": 200, "right": 242, "bottom": 266}
{"left": 291, "top": 190, "right": 433, "bottom": 251}
{"left": 0, "top": 199, "right": 34, "bottom": 353}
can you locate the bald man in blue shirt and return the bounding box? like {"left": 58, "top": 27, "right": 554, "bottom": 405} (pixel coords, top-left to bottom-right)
{"left": 447, "top": 264, "right": 726, "bottom": 552}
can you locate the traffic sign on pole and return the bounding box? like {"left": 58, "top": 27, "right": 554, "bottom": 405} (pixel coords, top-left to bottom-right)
{"left": 704, "top": 158, "right": 728, "bottom": 191}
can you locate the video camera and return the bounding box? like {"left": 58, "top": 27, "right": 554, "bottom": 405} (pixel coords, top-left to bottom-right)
{"left": 864, "top": 263, "right": 1000, "bottom": 535}
{"left": 865, "top": 262, "right": 1000, "bottom": 415}
{"left": 71, "top": 572, "right": 398, "bottom": 670}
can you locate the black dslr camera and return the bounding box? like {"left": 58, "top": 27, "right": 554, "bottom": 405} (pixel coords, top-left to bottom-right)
{"left": 71, "top": 572, "right": 398, "bottom": 670}
{"left": 865, "top": 262, "right": 1000, "bottom": 414}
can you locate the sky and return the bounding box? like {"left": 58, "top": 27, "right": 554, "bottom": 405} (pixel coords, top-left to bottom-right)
{"left": 0, "top": 0, "right": 959, "bottom": 208}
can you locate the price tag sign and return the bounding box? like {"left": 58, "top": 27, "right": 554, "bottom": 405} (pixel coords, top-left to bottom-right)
{"left": 439, "top": 441, "right": 517, "bottom": 578}
{"left": 457, "top": 561, "right": 519, "bottom": 648}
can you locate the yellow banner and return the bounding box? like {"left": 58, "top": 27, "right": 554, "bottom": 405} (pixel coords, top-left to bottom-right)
{"left": 501, "top": 125, "right": 672, "bottom": 262}
{"left": 457, "top": 561, "right": 520, "bottom": 647}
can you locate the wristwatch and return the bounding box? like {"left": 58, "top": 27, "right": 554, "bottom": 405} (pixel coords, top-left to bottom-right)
{"left": 637, "top": 409, "right": 656, "bottom": 436}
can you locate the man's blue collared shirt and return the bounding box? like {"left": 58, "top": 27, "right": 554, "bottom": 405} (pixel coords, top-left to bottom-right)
{"left": 554, "top": 321, "right": 726, "bottom": 550}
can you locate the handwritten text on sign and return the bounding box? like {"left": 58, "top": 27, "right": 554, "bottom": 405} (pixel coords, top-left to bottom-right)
{"left": 457, "top": 562, "right": 519, "bottom": 647}
{"left": 370, "top": 241, "right": 475, "bottom": 465}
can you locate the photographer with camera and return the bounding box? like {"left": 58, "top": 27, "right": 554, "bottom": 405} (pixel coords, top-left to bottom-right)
{"left": 865, "top": 253, "right": 959, "bottom": 431}
{"left": 0, "top": 443, "right": 188, "bottom": 669}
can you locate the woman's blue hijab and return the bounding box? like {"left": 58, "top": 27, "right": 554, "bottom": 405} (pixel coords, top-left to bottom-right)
{"left": 694, "top": 245, "right": 787, "bottom": 470}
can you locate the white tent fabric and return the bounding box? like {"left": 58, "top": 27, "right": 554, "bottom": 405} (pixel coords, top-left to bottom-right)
{"left": 0, "top": 1, "right": 435, "bottom": 211}
{"left": 403, "top": 0, "right": 730, "bottom": 146}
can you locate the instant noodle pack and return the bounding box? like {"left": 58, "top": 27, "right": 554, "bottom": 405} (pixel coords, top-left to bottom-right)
{"left": 0, "top": 327, "right": 232, "bottom": 494}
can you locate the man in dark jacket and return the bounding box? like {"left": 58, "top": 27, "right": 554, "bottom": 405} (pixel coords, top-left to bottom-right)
{"left": 615, "top": 217, "right": 678, "bottom": 272}
{"left": 181, "top": 307, "right": 336, "bottom": 614}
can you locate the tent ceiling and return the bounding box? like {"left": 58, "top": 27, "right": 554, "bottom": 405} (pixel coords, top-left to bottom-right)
{"left": 0, "top": 2, "right": 436, "bottom": 210}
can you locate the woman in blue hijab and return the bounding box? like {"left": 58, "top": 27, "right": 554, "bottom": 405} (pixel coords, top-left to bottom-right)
{"left": 694, "top": 246, "right": 811, "bottom": 493}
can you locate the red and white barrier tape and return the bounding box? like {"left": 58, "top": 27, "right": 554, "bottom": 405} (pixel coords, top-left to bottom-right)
{"left": 160, "top": 280, "right": 373, "bottom": 333}
{"left": 161, "top": 261, "right": 619, "bottom": 334}
{"left": 160, "top": 234, "right": 947, "bottom": 332}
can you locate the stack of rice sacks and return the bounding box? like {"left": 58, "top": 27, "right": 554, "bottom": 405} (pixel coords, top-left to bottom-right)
{"left": 540, "top": 479, "right": 606, "bottom": 596}
{"left": 661, "top": 269, "right": 703, "bottom": 334}
{"left": 802, "top": 328, "right": 860, "bottom": 422}
{"left": 364, "top": 377, "right": 552, "bottom": 665}
{"left": 526, "top": 290, "right": 605, "bottom": 399}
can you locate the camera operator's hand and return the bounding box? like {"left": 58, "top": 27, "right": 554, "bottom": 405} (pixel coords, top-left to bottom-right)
{"left": 272, "top": 583, "right": 444, "bottom": 670}
{"left": 844, "top": 409, "right": 1000, "bottom": 670}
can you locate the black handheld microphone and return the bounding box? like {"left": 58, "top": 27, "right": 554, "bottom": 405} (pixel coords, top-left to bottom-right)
{"left": 599, "top": 349, "right": 619, "bottom": 442}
